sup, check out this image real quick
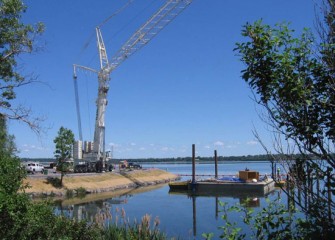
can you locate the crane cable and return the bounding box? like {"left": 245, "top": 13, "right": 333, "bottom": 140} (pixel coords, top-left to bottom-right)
{"left": 110, "top": 0, "right": 157, "bottom": 38}
{"left": 73, "top": 74, "right": 83, "bottom": 141}
{"left": 76, "top": 0, "right": 134, "bottom": 66}
{"left": 97, "top": 0, "right": 134, "bottom": 29}
{"left": 94, "top": 0, "right": 158, "bottom": 67}
{"left": 84, "top": 73, "right": 93, "bottom": 141}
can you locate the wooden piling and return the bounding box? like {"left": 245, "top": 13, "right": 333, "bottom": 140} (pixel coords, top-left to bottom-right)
{"left": 192, "top": 196, "right": 197, "bottom": 237}
{"left": 214, "top": 150, "right": 218, "bottom": 179}
{"left": 192, "top": 144, "right": 196, "bottom": 184}
{"left": 215, "top": 196, "right": 219, "bottom": 220}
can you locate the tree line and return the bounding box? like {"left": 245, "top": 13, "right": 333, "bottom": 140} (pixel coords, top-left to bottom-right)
{"left": 21, "top": 153, "right": 325, "bottom": 164}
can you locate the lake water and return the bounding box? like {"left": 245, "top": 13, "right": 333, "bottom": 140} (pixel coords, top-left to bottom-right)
{"left": 54, "top": 162, "right": 285, "bottom": 239}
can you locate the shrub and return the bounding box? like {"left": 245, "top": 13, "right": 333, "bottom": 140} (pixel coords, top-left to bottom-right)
{"left": 75, "top": 187, "right": 87, "bottom": 198}
{"left": 102, "top": 215, "right": 167, "bottom": 240}
{"left": 203, "top": 197, "right": 333, "bottom": 240}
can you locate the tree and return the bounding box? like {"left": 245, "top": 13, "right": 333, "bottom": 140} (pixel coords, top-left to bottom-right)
{"left": 235, "top": 2, "right": 335, "bottom": 237}
{"left": 0, "top": 0, "right": 44, "bottom": 133}
{"left": 54, "top": 127, "right": 75, "bottom": 187}
{"left": 0, "top": 114, "right": 26, "bottom": 193}
{"left": 316, "top": 0, "right": 335, "bottom": 76}
{"left": 0, "top": 114, "right": 31, "bottom": 238}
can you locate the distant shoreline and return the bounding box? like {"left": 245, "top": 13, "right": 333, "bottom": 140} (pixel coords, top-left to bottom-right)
{"left": 20, "top": 153, "right": 320, "bottom": 164}
{"left": 140, "top": 160, "right": 271, "bottom": 163}
{"left": 21, "top": 156, "right": 273, "bottom": 163}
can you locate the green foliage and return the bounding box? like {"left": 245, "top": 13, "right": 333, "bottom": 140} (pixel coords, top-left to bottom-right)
{"left": 0, "top": 0, "right": 44, "bottom": 78}
{"left": 0, "top": 192, "right": 30, "bottom": 239}
{"left": 1, "top": 115, "right": 101, "bottom": 239}
{"left": 0, "top": 0, "right": 44, "bottom": 129}
{"left": 205, "top": 197, "right": 316, "bottom": 240}
{"left": 202, "top": 232, "right": 214, "bottom": 240}
{"left": 235, "top": 20, "right": 333, "bottom": 147}
{"left": 0, "top": 115, "right": 29, "bottom": 238}
{"left": 54, "top": 126, "right": 75, "bottom": 161}
{"left": 46, "top": 215, "right": 102, "bottom": 240}
{"left": 235, "top": 18, "right": 335, "bottom": 233}
{"left": 217, "top": 202, "right": 246, "bottom": 240}
{"left": 0, "top": 147, "right": 26, "bottom": 194}
{"left": 319, "top": 0, "right": 335, "bottom": 83}
{"left": 75, "top": 187, "right": 87, "bottom": 198}
{"left": 0, "top": 118, "right": 26, "bottom": 194}
{"left": 13, "top": 201, "right": 103, "bottom": 240}
{"left": 53, "top": 126, "right": 75, "bottom": 186}
{"left": 251, "top": 198, "right": 299, "bottom": 240}
{"left": 65, "top": 187, "right": 87, "bottom": 199}
{"left": 65, "top": 188, "right": 74, "bottom": 198}
{"left": 102, "top": 213, "right": 168, "bottom": 240}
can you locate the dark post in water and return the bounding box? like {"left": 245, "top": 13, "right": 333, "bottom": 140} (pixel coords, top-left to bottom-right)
{"left": 192, "top": 195, "right": 197, "bottom": 237}
{"left": 192, "top": 144, "right": 196, "bottom": 184}
{"left": 214, "top": 150, "right": 218, "bottom": 179}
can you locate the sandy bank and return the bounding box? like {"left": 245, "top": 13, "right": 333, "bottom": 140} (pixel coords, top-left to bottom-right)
{"left": 23, "top": 169, "right": 178, "bottom": 197}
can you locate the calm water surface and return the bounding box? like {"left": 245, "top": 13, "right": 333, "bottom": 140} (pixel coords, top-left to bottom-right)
{"left": 54, "top": 162, "right": 285, "bottom": 239}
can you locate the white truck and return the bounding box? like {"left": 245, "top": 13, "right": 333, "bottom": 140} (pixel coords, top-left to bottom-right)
{"left": 24, "top": 162, "right": 44, "bottom": 174}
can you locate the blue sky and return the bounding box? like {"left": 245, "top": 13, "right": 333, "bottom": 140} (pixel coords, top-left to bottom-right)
{"left": 9, "top": 0, "right": 318, "bottom": 159}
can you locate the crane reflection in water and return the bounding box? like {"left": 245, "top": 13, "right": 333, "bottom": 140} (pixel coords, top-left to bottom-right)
{"left": 54, "top": 193, "right": 131, "bottom": 226}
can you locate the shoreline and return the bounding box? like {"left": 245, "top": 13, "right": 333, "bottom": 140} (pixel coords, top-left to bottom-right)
{"left": 23, "top": 169, "right": 179, "bottom": 198}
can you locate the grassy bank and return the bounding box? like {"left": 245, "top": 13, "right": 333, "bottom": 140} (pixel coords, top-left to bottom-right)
{"left": 23, "top": 169, "right": 178, "bottom": 197}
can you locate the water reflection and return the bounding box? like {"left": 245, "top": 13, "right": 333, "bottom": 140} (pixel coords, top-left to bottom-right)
{"left": 168, "top": 190, "right": 264, "bottom": 238}
{"left": 51, "top": 162, "right": 283, "bottom": 240}
{"left": 54, "top": 185, "right": 273, "bottom": 239}
{"left": 54, "top": 184, "right": 167, "bottom": 226}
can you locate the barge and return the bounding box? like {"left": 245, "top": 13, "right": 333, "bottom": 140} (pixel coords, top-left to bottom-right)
{"left": 188, "top": 176, "right": 275, "bottom": 196}
{"left": 169, "top": 170, "right": 275, "bottom": 196}
{"left": 168, "top": 180, "right": 189, "bottom": 191}
{"left": 169, "top": 145, "right": 275, "bottom": 196}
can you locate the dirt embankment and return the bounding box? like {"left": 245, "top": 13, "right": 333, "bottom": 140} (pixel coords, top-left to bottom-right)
{"left": 23, "top": 169, "right": 178, "bottom": 197}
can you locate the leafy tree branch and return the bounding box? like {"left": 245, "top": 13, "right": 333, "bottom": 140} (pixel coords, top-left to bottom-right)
{"left": 0, "top": 0, "right": 45, "bottom": 133}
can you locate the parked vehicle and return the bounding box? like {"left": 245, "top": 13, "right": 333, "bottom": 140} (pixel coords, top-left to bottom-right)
{"left": 25, "top": 162, "right": 44, "bottom": 174}
{"left": 119, "top": 160, "right": 128, "bottom": 170}
{"left": 118, "top": 160, "right": 142, "bottom": 170}
{"left": 56, "top": 159, "right": 74, "bottom": 172}
{"left": 128, "top": 162, "right": 142, "bottom": 170}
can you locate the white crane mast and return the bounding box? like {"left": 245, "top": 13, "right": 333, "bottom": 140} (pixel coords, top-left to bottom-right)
{"left": 73, "top": 0, "right": 192, "bottom": 168}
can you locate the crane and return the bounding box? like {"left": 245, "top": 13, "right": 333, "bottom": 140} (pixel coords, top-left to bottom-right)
{"left": 72, "top": 0, "right": 192, "bottom": 172}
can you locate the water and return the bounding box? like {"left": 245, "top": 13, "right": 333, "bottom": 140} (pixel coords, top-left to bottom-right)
{"left": 146, "top": 161, "right": 272, "bottom": 178}
{"left": 54, "top": 162, "right": 284, "bottom": 239}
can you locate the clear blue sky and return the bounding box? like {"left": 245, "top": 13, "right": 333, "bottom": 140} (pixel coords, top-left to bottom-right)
{"left": 9, "top": 0, "right": 318, "bottom": 159}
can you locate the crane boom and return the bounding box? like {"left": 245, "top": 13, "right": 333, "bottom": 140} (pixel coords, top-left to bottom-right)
{"left": 73, "top": 0, "right": 192, "bottom": 169}
{"left": 105, "top": 0, "right": 192, "bottom": 74}
{"left": 96, "top": 27, "right": 109, "bottom": 69}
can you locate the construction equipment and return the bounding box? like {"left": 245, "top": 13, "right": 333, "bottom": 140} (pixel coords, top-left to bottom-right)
{"left": 73, "top": 0, "right": 192, "bottom": 172}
